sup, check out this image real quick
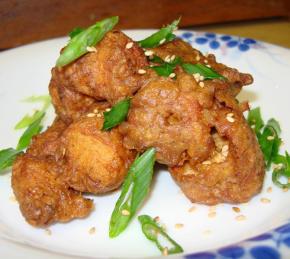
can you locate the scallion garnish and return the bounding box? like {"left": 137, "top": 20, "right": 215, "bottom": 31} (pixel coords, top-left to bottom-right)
{"left": 56, "top": 16, "right": 119, "bottom": 67}
{"left": 16, "top": 113, "right": 44, "bottom": 151}
{"left": 182, "top": 63, "right": 225, "bottom": 80}
{"left": 0, "top": 97, "right": 48, "bottom": 173}
{"left": 15, "top": 95, "right": 51, "bottom": 130}
{"left": 138, "top": 18, "right": 180, "bottom": 48}
{"left": 138, "top": 215, "right": 184, "bottom": 255}
{"left": 0, "top": 148, "right": 23, "bottom": 173}
{"left": 69, "top": 27, "right": 84, "bottom": 39}
{"left": 258, "top": 119, "right": 282, "bottom": 169}
{"left": 102, "top": 98, "right": 131, "bottom": 131}
{"left": 247, "top": 107, "right": 264, "bottom": 134}
{"left": 148, "top": 55, "right": 182, "bottom": 77}
{"left": 109, "top": 148, "right": 156, "bottom": 238}
{"left": 272, "top": 152, "right": 290, "bottom": 188}
{"left": 248, "top": 107, "right": 290, "bottom": 188}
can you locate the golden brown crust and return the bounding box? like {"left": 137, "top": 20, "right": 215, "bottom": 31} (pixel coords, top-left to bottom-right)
{"left": 49, "top": 80, "right": 97, "bottom": 124}
{"left": 169, "top": 107, "right": 265, "bottom": 205}
{"left": 27, "top": 118, "right": 67, "bottom": 160}
{"left": 51, "top": 31, "right": 149, "bottom": 105}
{"left": 61, "top": 116, "right": 135, "bottom": 194}
{"left": 12, "top": 155, "right": 93, "bottom": 227}
{"left": 119, "top": 73, "right": 214, "bottom": 166}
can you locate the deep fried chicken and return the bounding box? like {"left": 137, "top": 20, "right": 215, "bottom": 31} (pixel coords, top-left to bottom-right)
{"left": 170, "top": 107, "right": 265, "bottom": 205}
{"left": 51, "top": 31, "right": 149, "bottom": 105}
{"left": 61, "top": 116, "right": 135, "bottom": 194}
{"left": 12, "top": 155, "right": 93, "bottom": 226}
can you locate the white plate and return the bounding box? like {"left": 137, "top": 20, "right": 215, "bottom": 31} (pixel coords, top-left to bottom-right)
{"left": 0, "top": 30, "right": 290, "bottom": 259}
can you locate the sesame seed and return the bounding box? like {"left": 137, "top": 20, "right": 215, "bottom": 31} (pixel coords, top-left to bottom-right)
{"left": 267, "top": 187, "right": 273, "bottom": 193}
{"left": 235, "top": 215, "right": 246, "bottom": 221}
{"left": 62, "top": 148, "right": 66, "bottom": 157}
{"left": 208, "top": 212, "right": 216, "bottom": 218}
{"left": 164, "top": 55, "right": 171, "bottom": 62}
{"left": 260, "top": 198, "right": 271, "bottom": 204}
{"left": 126, "top": 42, "right": 134, "bottom": 49}
{"left": 199, "top": 82, "right": 205, "bottom": 88}
{"left": 193, "top": 73, "right": 200, "bottom": 78}
{"left": 86, "top": 46, "right": 97, "bottom": 52}
{"left": 222, "top": 145, "right": 229, "bottom": 152}
{"left": 162, "top": 247, "right": 169, "bottom": 256}
{"left": 154, "top": 216, "right": 160, "bottom": 222}
{"left": 251, "top": 125, "right": 256, "bottom": 129}
{"left": 121, "top": 209, "right": 130, "bottom": 216}
{"left": 159, "top": 39, "right": 166, "bottom": 45}
{"left": 196, "top": 55, "right": 200, "bottom": 61}
{"left": 199, "top": 75, "right": 205, "bottom": 81}
{"left": 226, "top": 113, "right": 235, "bottom": 123}
{"left": 202, "top": 160, "right": 211, "bottom": 165}
{"left": 175, "top": 223, "right": 184, "bottom": 229}
{"left": 9, "top": 195, "right": 17, "bottom": 203}
{"left": 273, "top": 163, "right": 283, "bottom": 170}
{"left": 170, "top": 55, "right": 176, "bottom": 61}
{"left": 206, "top": 64, "right": 211, "bottom": 68}
{"left": 169, "top": 73, "right": 176, "bottom": 78}
{"left": 203, "top": 229, "right": 212, "bottom": 235}
{"left": 89, "top": 227, "right": 96, "bottom": 234}
{"left": 209, "top": 206, "right": 217, "bottom": 212}
{"left": 45, "top": 229, "right": 52, "bottom": 235}
{"left": 144, "top": 50, "right": 154, "bottom": 56}
{"left": 188, "top": 206, "right": 196, "bottom": 213}
{"left": 96, "top": 114, "right": 102, "bottom": 118}
{"left": 232, "top": 207, "right": 241, "bottom": 213}
{"left": 105, "top": 108, "right": 111, "bottom": 112}
{"left": 93, "top": 108, "right": 99, "bottom": 113}
{"left": 87, "top": 113, "right": 96, "bottom": 118}
{"left": 267, "top": 136, "right": 275, "bottom": 141}
{"left": 138, "top": 69, "right": 146, "bottom": 74}
{"left": 204, "top": 59, "right": 208, "bottom": 64}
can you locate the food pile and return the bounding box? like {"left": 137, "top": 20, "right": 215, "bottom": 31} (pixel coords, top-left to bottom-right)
{"left": 11, "top": 17, "right": 266, "bottom": 227}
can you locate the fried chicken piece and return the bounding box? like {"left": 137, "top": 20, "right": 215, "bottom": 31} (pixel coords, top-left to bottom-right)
{"left": 51, "top": 31, "right": 149, "bottom": 105}
{"left": 61, "top": 116, "right": 135, "bottom": 194}
{"left": 12, "top": 154, "right": 93, "bottom": 226}
{"left": 169, "top": 107, "right": 265, "bottom": 205}
{"left": 152, "top": 39, "right": 253, "bottom": 89}
{"left": 119, "top": 72, "right": 214, "bottom": 166}
{"left": 27, "top": 118, "right": 67, "bottom": 160}
{"left": 49, "top": 80, "right": 98, "bottom": 124}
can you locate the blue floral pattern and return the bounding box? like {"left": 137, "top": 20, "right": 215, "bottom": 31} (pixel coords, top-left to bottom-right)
{"left": 185, "top": 221, "right": 290, "bottom": 258}
{"left": 179, "top": 31, "right": 259, "bottom": 52}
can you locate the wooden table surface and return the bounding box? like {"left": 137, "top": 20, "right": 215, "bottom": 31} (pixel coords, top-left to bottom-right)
{"left": 193, "top": 18, "right": 290, "bottom": 48}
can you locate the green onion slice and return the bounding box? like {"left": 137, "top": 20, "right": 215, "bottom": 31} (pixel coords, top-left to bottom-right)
{"left": 182, "top": 63, "right": 225, "bottom": 80}
{"left": 247, "top": 107, "right": 264, "bottom": 134}
{"left": 16, "top": 113, "right": 45, "bottom": 151}
{"left": 69, "top": 27, "right": 84, "bottom": 39}
{"left": 149, "top": 56, "right": 182, "bottom": 77}
{"left": 109, "top": 148, "right": 156, "bottom": 238}
{"left": 0, "top": 111, "right": 46, "bottom": 173}
{"left": 15, "top": 95, "right": 51, "bottom": 130}
{"left": 138, "top": 215, "right": 184, "bottom": 255}
{"left": 56, "top": 16, "right": 119, "bottom": 67}
{"left": 0, "top": 148, "right": 23, "bottom": 174}
{"left": 138, "top": 18, "right": 180, "bottom": 48}
{"left": 102, "top": 98, "right": 131, "bottom": 131}
{"left": 258, "top": 119, "right": 281, "bottom": 169}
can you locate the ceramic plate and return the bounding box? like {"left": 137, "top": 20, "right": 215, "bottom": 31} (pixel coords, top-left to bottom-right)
{"left": 0, "top": 30, "right": 290, "bottom": 259}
